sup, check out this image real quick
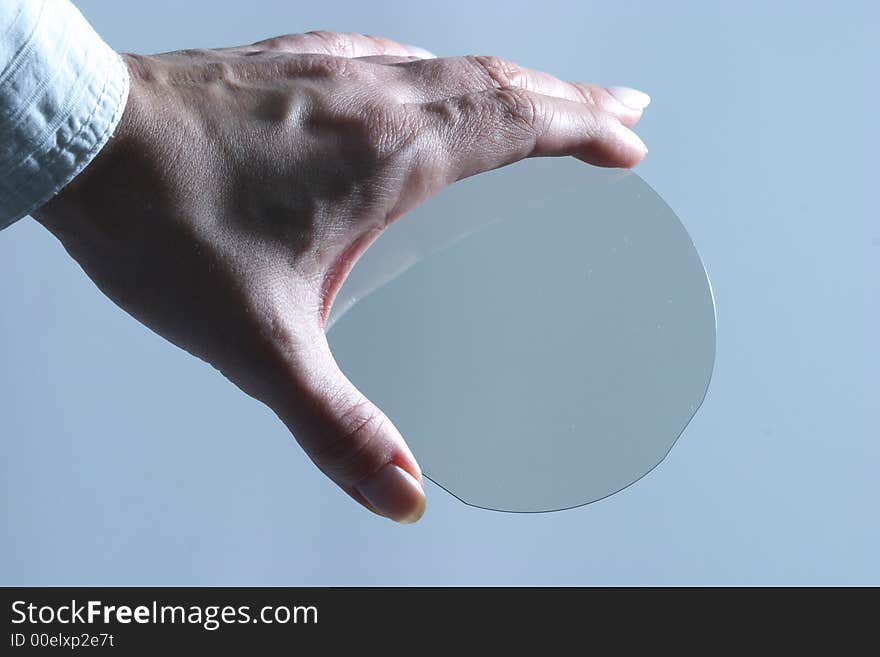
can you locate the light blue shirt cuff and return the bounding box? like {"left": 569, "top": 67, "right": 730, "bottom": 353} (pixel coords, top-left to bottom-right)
{"left": 0, "top": 0, "right": 129, "bottom": 230}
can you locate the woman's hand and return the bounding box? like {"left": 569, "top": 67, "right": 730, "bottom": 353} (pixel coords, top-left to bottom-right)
{"left": 33, "top": 31, "right": 649, "bottom": 523}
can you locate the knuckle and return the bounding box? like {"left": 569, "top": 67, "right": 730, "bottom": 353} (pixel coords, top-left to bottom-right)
{"left": 362, "top": 103, "right": 421, "bottom": 159}
{"left": 314, "top": 400, "right": 391, "bottom": 482}
{"left": 363, "top": 33, "right": 394, "bottom": 52}
{"left": 491, "top": 87, "right": 540, "bottom": 131}
{"left": 468, "top": 54, "right": 522, "bottom": 88}
{"left": 251, "top": 34, "right": 282, "bottom": 50}
{"left": 571, "top": 82, "right": 598, "bottom": 106}
{"left": 422, "top": 94, "right": 487, "bottom": 145}
{"left": 252, "top": 34, "right": 295, "bottom": 49}
{"left": 306, "top": 30, "right": 355, "bottom": 56}
{"left": 308, "top": 96, "right": 418, "bottom": 165}
{"left": 298, "top": 53, "right": 355, "bottom": 78}
{"left": 201, "top": 60, "right": 236, "bottom": 83}
{"left": 420, "top": 96, "right": 465, "bottom": 135}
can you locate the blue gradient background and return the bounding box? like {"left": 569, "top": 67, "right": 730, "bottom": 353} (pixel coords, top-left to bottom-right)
{"left": 1, "top": 0, "right": 877, "bottom": 584}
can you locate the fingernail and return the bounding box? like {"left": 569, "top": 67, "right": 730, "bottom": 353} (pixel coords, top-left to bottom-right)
{"left": 406, "top": 45, "right": 437, "bottom": 59}
{"left": 356, "top": 463, "right": 426, "bottom": 524}
{"left": 606, "top": 86, "right": 651, "bottom": 110}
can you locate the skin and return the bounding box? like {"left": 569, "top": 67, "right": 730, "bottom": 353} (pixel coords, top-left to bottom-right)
{"left": 32, "top": 31, "right": 648, "bottom": 523}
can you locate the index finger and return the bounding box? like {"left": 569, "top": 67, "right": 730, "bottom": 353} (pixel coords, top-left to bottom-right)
{"left": 419, "top": 86, "right": 648, "bottom": 184}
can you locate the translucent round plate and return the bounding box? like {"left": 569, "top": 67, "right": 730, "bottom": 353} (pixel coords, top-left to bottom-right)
{"left": 327, "top": 158, "right": 716, "bottom": 512}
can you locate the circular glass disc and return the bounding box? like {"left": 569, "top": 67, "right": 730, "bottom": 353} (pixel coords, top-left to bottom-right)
{"left": 327, "top": 158, "right": 716, "bottom": 512}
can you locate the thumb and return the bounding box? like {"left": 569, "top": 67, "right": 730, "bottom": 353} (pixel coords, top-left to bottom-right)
{"left": 273, "top": 328, "right": 426, "bottom": 524}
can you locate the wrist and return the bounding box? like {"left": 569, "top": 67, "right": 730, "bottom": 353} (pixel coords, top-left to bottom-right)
{"left": 31, "top": 54, "right": 147, "bottom": 235}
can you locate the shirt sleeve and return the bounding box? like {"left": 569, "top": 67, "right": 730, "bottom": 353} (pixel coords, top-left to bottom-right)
{"left": 0, "top": 0, "right": 129, "bottom": 230}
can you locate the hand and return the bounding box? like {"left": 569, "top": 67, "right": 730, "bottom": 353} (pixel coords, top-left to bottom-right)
{"left": 33, "top": 31, "right": 649, "bottom": 523}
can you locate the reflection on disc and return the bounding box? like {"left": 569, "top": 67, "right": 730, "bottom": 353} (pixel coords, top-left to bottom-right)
{"left": 327, "top": 158, "right": 715, "bottom": 512}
